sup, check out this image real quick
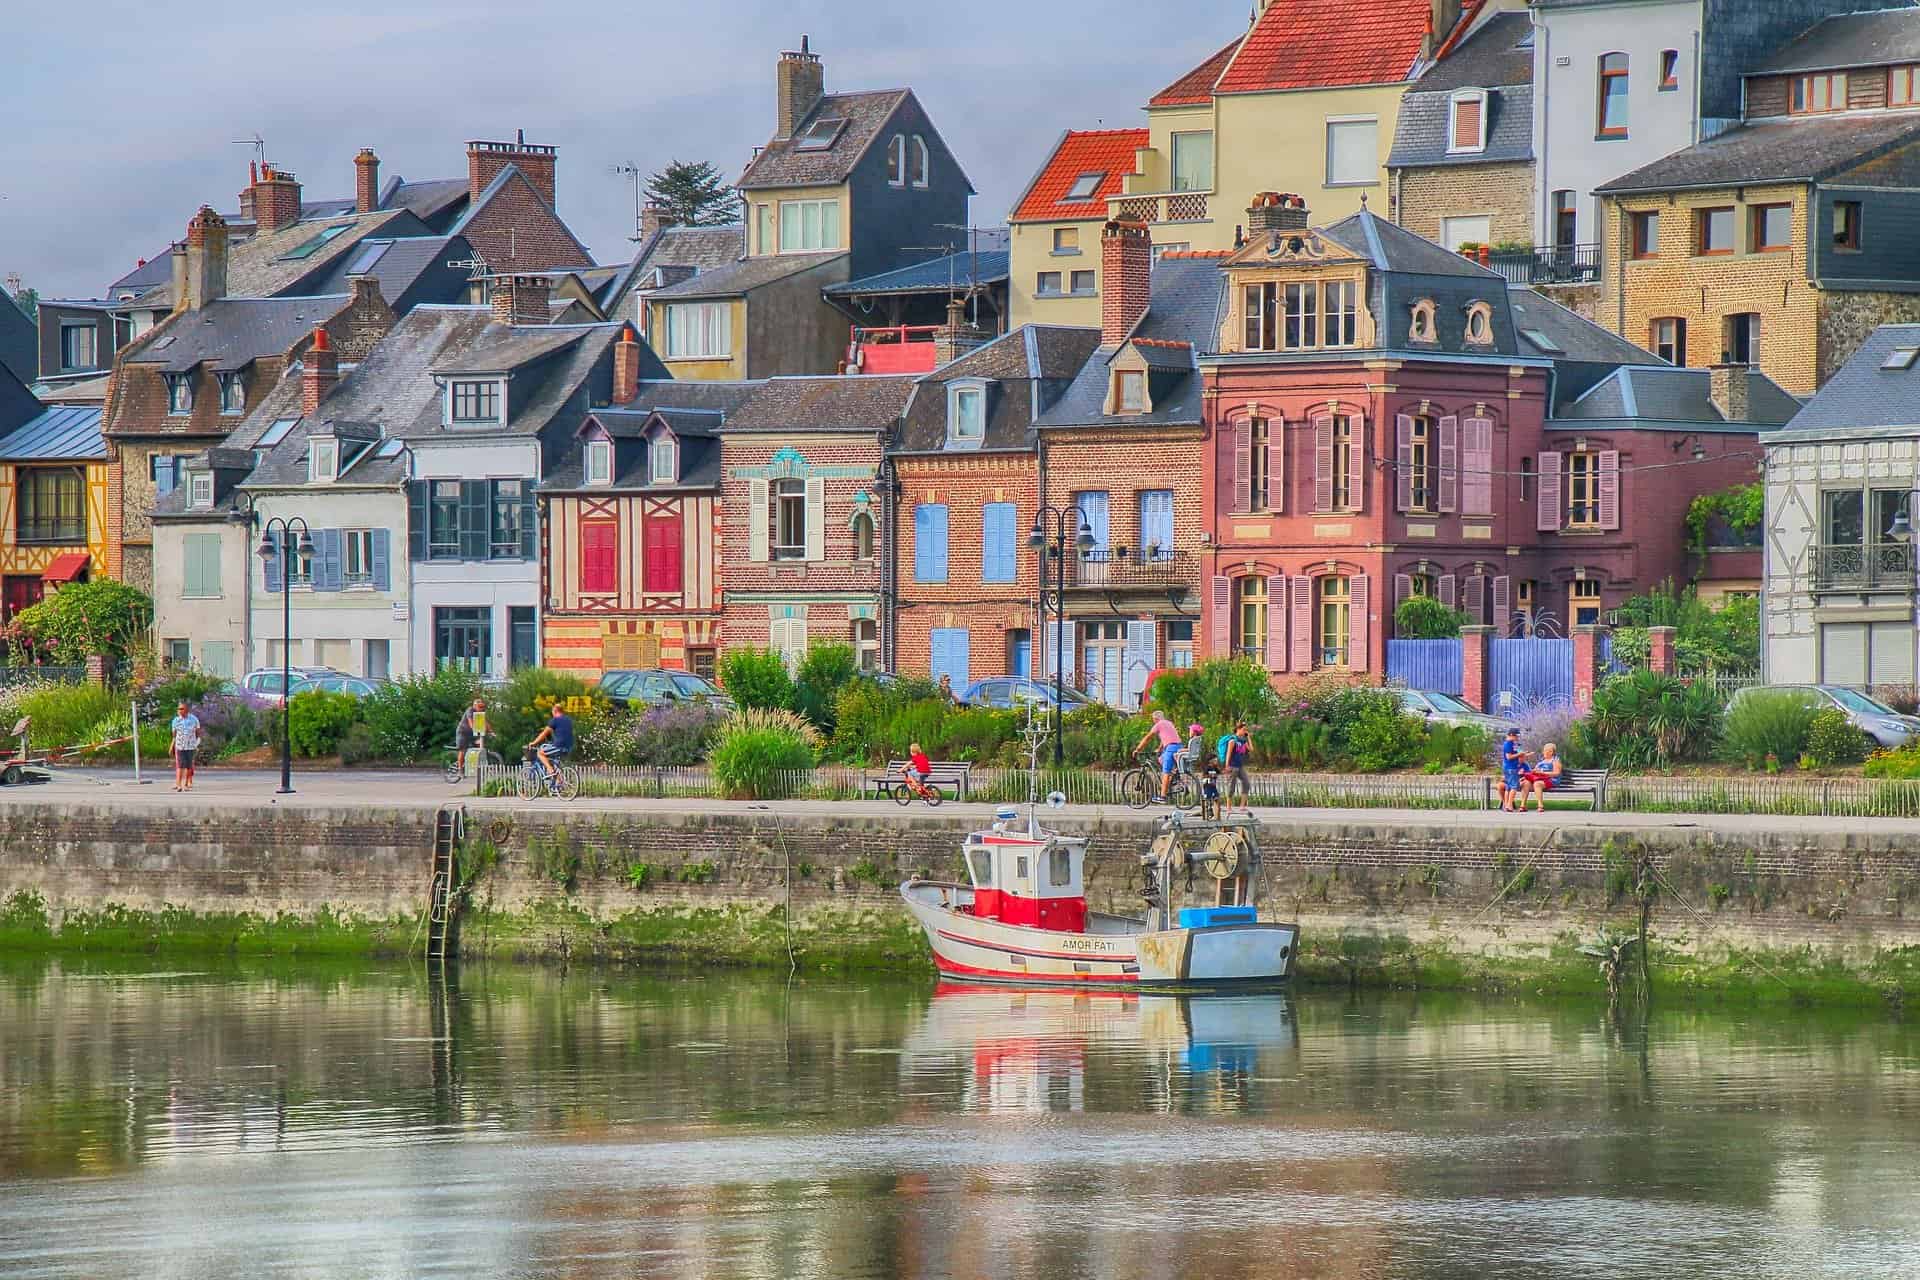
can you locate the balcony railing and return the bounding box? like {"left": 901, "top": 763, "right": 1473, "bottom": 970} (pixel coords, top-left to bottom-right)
{"left": 846, "top": 325, "right": 940, "bottom": 375}
{"left": 1813, "top": 542, "right": 1916, "bottom": 592}
{"left": 1108, "top": 191, "right": 1210, "bottom": 225}
{"left": 1483, "top": 244, "right": 1601, "bottom": 286}
{"left": 1070, "top": 546, "right": 1197, "bottom": 590}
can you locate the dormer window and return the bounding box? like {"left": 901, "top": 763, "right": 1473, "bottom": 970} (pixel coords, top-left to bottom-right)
{"left": 586, "top": 439, "right": 612, "bottom": 486}
{"left": 164, "top": 373, "right": 193, "bottom": 415}
{"left": 1410, "top": 299, "right": 1438, "bottom": 343}
{"left": 1464, "top": 302, "right": 1494, "bottom": 346}
{"left": 910, "top": 135, "right": 930, "bottom": 188}
{"left": 189, "top": 472, "right": 214, "bottom": 510}
{"left": 448, "top": 379, "right": 503, "bottom": 426}
{"left": 887, "top": 134, "right": 906, "bottom": 186}
{"left": 1114, "top": 369, "right": 1146, "bottom": 414}
{"left": 1448, "top": 89, "right": 1488, "bottom": 154}
{"left": 949, "top": 383, "right": 985, "bottom": 444}
{"left": 219, "top": 372, "right": 245, "bottom": 415}
{"left": 649, "top": 435, "right": 676, "bottom": 485}
{"left": 1791, "top": 72, "right": 1846, "bottom": 114}
{"left": 1064, "top": 172, "right": 1104, "bottom": 202}
{"left": 310, "top": 438, "right": 338, "bottom": 483}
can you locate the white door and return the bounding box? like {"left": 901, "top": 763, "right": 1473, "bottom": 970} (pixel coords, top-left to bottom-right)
{"left": 1441, "top": 215, "right": 1493, "bottom": 250}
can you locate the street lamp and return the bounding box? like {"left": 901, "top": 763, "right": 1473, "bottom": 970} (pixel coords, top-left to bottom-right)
{"left": 1028, "top": 505, "right": 1095, "bottom": 769}
{"left": 231, "top": 496, "right": 314, "bottom": 794}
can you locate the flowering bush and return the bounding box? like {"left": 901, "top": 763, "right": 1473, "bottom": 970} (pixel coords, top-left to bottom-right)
{"left": 583, "top": 702, "right": 726, "bottom": 766}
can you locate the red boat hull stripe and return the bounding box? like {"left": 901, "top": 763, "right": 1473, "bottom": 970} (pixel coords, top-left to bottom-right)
{"left": 934, "top": 928, "right": 1133, "bottom": 965}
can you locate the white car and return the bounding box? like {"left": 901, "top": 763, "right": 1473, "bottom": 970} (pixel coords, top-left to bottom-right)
{"left": 238, "top": 667, "right": 347, "bottom": 706}
{"left": 1727, "top": 684, "right": 1920, "bottom": 749}
{"left": 1395, "top": 688, "right": 1509, "bottom": 733}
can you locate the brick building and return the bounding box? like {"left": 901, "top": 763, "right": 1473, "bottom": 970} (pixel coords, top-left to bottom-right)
{"left": 719, "top": 375, "right": 917, "bottom": 671}
{"left": 452, "top": 133, "right": 596, "bottom": 276}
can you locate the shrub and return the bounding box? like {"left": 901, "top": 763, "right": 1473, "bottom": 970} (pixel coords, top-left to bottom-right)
{"left": 1865, "top": 742, "right": 1920, "bottom": 780}
{"left": 718, "top": 648, "right": 796, "bottom": 712}
{"left": 2, "top": 580, "right": 153, "bottom": 665}
{"left": 1721, "top": 689, "right": 1819, "bottom": 770}
{"left": 138, "top": 669, "right": 228, "bottom": 720}
{"left": 709, "top": 708, "right": 820, "bottom": 799}
{"left": 286, "top": 689, "right": 359, "bottom": 758}
{"left": 1269, "top": 715, "right": 1334, "bottom": 769}
{"left": 1423, "top": 723, "right": 1491, "bottom": 769}
{"left": 1802, "top": 707, "right": 1869, "bottom": 769}
{"left": 793, "top": 643, "right": 860, "bottom": 732}
{"left": 7, "top": 681, "right": 118, "bottom": 753}
{"left": 1345, "top": 703, "right": 1427, "bottom": 772}
{"left": 1871, "top": 685, "right": 1920, "bottom": 716}
{"left": 1511, "top": 703, "right": 1587, "bottom": 764}
{"left": 1393, "top": 595, "right": 1468, "bottom": 639}
{"left": 1288, "top": 679, "right": 1401, "bottom": 757}
{"left": 192, "top": 691, "right": 270, "bottom": 755}
{"left": 337, "top": 721, "right": 382, "bottom": 766}
{"left": 483, "top": 667, "right": 604, "bottom": 761}
{"left": 1062, "top": 707, "right": 1152, "bottom": 769}
{"left": 1147, "top": 659, "right": 1282, "bottom": 732}
{"left": 358, "top": 667, "right": 482, "bottom": 763}
{"left": 584, "top": 702, "right": 725, "bottom": 766}
{"left": 1586, "top": 671, "right": 1721, "bottom": 767}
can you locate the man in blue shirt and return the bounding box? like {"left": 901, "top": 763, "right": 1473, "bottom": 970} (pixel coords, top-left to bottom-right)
{"left": 1498, "top": 727, "right": 1528, "bottom": 812}
{"left": 528, "top": 704, "right": 575, "bottom": 783}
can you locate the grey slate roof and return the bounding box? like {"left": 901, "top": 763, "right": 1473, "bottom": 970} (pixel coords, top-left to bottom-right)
{"left": 1556, "top": 365, "right": 1802, "bottom": 426}
{"left": 1419, "top": 12, "right": 1533, "bottom": 91}
{"left": 1753, "top": 8, "right": 1920, "bottom": 74}
{"left": 894, "top": 324, "right": 1101, "bottom": 453}
{"left": 0, "top": 405, "right": 106, "bottom": 461}
{"left": 1594, "top": 112, "right": 1920, "bottom": 192}
{"left": 648, "top": 250, "right": 845, "bottom": 300}
{"left": 1304, "top": 210, "right": 1522, "bottom": 358}
{"left": 1773, "top": 322, "right": 1920, "bottom": 437}
{"left": 827, "top": 250, "right": 1011, "bottom": 297}
{"left": 722, "top": 374, "right": 917, "bottom": 433}
{"left": 1037, "top": 257, "right": 1217, "bottom": 431}
{"left": 300, "top": 234, "right": 471, "bottom": 309}
{"left": 739, "top": 90, "right": 910, "bottom": 190}
{"left": 0, "top": 295, "right": 33, "bottom": 385}
{"left": 543, "top": 381, "right": 763, "bottom": 492}
{"left": 382, "top": 177, "right": 471, "bottom": 224}
{"left": 126, "top": 295, "right": 352, "bottom": 373}
{"left": 128, "top": 208, "right": 422, "bottom": 311}
{"left": 1389, "top": 85, "right": 1534, "bottom": 168}
{"left": 1506, "top": 286, "right": 1659, "bottom": 364}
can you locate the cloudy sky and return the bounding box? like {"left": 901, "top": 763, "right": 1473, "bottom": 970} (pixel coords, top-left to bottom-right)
{"left": 4, "top": 0, "right": 1246, "bottom": 299}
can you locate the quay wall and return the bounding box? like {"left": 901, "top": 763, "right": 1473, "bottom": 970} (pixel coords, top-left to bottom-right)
{"left": 2, "top": 800, "right": 1918, "bottom": 1004}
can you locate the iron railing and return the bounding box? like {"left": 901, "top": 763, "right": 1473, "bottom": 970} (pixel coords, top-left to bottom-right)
{"left": 1069, "top": 546, "right": 1197, "bottom": 590}
{"left": 1812, "top": 542, "right": 1915, "bottom": 591}
{"left": 1485, "top": 244, "right": 1601, "bottom": 285}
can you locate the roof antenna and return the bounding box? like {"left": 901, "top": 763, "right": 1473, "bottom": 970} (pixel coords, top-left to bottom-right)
{"left": 231, "top": 132, "right": 267, "bottom": 169}
{"left": 801, "top": 34, "right": 810, "bottom": 54}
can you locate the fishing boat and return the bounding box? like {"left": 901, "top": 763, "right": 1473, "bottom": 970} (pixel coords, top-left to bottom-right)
{"left": 899, "top": 807, "right": 1298, "bottom": 988}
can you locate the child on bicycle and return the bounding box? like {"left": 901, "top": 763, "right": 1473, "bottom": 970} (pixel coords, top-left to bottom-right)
{"left": 906, "top": 742, "right": 935, "bottom": 799}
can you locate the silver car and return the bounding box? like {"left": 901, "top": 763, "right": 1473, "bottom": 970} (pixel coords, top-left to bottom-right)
{"left": 1728, "top": 684, "right": 1920, "bottom": 748}
{"left": 1395, "top": 688, "right": 1509, "bottom": 733}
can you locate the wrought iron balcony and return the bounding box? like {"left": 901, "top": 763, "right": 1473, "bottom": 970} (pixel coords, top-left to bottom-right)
{"left": 1813, "top": 541, "right": 1916, "bottom": 592}
{"left": 1108, "top": 191, "right": 1210, "bottom": 225}
{"left": 1069, "top": 545, "right": 1197, "bottom": 590}
{"left": 1484, "top": 243, "right": 1601, "bottom": 286}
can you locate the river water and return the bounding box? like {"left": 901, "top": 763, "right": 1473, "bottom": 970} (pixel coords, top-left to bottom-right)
{"left": 1, "top": 956, "right": 1916, "bottom": 1279}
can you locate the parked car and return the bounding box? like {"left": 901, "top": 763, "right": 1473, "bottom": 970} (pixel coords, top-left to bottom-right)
{"left": 1395, "top": 688, "right": 1509, "bottom": 733}
{"left": 239, "top": 667, "right": 347, "bottom": 706}
{"left": 961, "top": 677, "right": 1097, "bottom": 711}
{"left": 301, "top": 674, "right": 382, "bottom": 699}
{"left": 1726, "top": 684, "right": 1920, "bottom": 749}
{"left": 598, "top": 668, "right": 734, "bottom": 712}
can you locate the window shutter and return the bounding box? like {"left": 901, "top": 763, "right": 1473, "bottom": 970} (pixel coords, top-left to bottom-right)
{"left": 1537, "top": 450, "right": 1563, "bottom": 531}
{"left": 1599, "top": 450, "right": 1621, "bottom": 530}
{"left": 1395, "top": 414, "right": 1414, "bottom": 511}
{"left": 804, "top": 476, "right": 826, "bottom": 561}
{"left": 1209, "top": 575, "right": 1231, "bottom": 658}
{"left": 1465, "top": 573, "right": 1485, "bottom": 621}
{"left": 931, "top": 627, "right": 971, "bottom": 688}
{"left": 647, "top": 513, "right": 683, "bottom": 592}
{"left": 1313, "top": 415, "right": 1334, "bottom": 512}
{"left": 1350, "top": 574, "right": 1371, "bottom": 672}
{"left": 915, "top": 504, "right": 948, "bottom": 582}
{"left": 263, "top": 529, "right": 283, "bottom": 594}
{"left": 182, "top": 537, "right": 202, "bottom": 598}
{"left": 747, "top": 478, "right": 770, "bottom": 562}
{"left": 581, "top": 521, "right": 614, "bottom": 593}
{"left": 1042, "top": 619, "right": 1076, "bottom": 682}
{"left": 1124, "top": 620, "right": 1156, "bottom": 709}
{"left": 981, "top": 503, "right": 1013, "bottom": 582}
{"left": 1438, "top": 573, "right": 1457, "bottom": 610}
{"left": 407, "top": 481, "right": 427, "bottom": 562}
{"left": 372, "top": 529, "right": 391, "bottom": 591}
{"left": 315, "top": 528, "right": 343, "bottom": 591}
{"left": 1438, "top": 415, "right": 1459, "bottom": 513}
{"left": 1492, "top": 576, "right": 1511, "bottom": 631}
{"left": 1347, "top": 418, "right": 1365, "bottom": 514}
{"left": 1265, "top": 573, "right": 1289, "bottom": 673}
{"left": 1232, "top": 419, "right": 1252, "bottom": 513}
{"left": 1138, "top": 491, "right": 1173, "bottom": 557}
{"left": 459, "top": 480, "right": 489, "bottom": 560}
{"left": 1394, "top": 573, "right": 1412, "bottom": 625}
{"left": 1463, "top": 417, "right": 1494, "bottom": 516}
{"left": 1268, "top": 418, "right": 1286, "bottom": 513}
{"left": 520, "top": 487, "right": 539, "bottom": 560}
{"left": 1290, "top": 574, "right": 1313, "bottom": 670}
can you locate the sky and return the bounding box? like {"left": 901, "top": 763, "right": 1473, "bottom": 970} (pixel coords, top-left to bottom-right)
{"left": 1, "top": 0, "right": 1247, "bottom": 300}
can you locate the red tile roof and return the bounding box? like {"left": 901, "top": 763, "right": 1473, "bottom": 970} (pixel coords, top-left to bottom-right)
{"left": 1149, "top": 41, "right": 1240, "bottom": 107}
{"left": 1215, "top": 0, "right": 1433, "bottom": 94}
{"left": 1010, "top": 128, "right": 1149, "bottom": 223}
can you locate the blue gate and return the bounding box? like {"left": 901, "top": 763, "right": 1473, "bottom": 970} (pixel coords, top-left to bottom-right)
{"left": 1386, "top": 639, "right": 1463, "bottom": 695}
{"left": 1488, "top": 638, "right": 1574, "bottom": 714}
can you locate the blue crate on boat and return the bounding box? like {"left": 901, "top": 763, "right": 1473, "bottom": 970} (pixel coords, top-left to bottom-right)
{"left": 1178, "top": 906, "right": 1257, "bottom": 929}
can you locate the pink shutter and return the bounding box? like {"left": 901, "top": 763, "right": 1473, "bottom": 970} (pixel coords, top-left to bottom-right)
{"left": 1313, "top": 416, "right": 1334, "bottom": 513}
{"left": 1290, "top": 575, "right": 1313, "bottom": 670}
{"left": 1438, "top": 573, "right": 1457, "bottom": 610}
{"left": 1599, "top": 449, "right": 1621, "bottom": 530}
{"left": 1394, "top": 572, "right": 1412, "bottom": 623}
{"left": 1209, "top": 575, "right": 1231, "bottom": 657}
{"left": 1492, "top": 575, "right": 1511, "bottom": 631}
{"left": 1465, "top": 574, "right": 1486, "bottom": 622}
{"left": 1537, "top": 450, "right": 1563, "bottom": 532}
{"left": 1232, "top": 419, "right": 1252, "bottom": 513}
{"left": 1395, "top": 414, "right": 1414, "bottom": 511}
{"left": 1463, "top": 416, "right": 1494, "bottom": 515}
{"left": 1347, "top": 418, "right": 1365, "bottom": 513}
{"left": 1268, "top": 419, "right": 1286, "bottom": 513}
{"left": 1350, "top": 574, "right": 1371, "bottom": 672}
{"left": 1265, "top": 574, "right": 1289, "bottom": 672}
{"left": 1438, "top": 415, "right": 1459, "bottom": 513}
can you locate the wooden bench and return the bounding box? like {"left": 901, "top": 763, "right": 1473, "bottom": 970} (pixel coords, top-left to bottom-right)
{"left": 864, "top": 759, "right": 974, "bottom": 801}
{"left": 1490, "top": 767, "right": 1610, "bottom": 810}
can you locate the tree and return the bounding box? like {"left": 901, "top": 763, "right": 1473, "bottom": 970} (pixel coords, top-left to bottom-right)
{"left": 7, "top": 286, "right": 36, "bottom": 320}
{"left": 1394, "top": 595, "right": 1468, "bottom": 640}
{"left": 645, "top": 160, "right": 738, "bottom": 228}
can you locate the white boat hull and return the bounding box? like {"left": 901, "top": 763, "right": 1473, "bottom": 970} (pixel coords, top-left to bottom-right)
{"left": 901, "top": 881, "right": 1297, "bottom": 988}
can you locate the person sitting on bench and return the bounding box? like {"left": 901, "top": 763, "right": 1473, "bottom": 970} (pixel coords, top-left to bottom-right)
{"left": 1522, "top": 742, "right": 1564, "bottom": 812}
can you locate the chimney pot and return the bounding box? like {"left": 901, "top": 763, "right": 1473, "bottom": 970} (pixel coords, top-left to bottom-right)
{"left": 1247, "top": 192, "right": 1310, "bottom": 233}
{"left": 492, "top": 274, "right": 552, "bottom": 327}
{"left": 354, "top": 148, "right": 381, "bottom": 214}
{"left": 612, "top": 323, "right": 641, "bottom": 405}
{"left": 302, "top": 327, "right": 339, "bottom": 416}
{"left": 467, "top": 134, "right": 558, "bottom": 208}
{"left": 183, "top": 207, "right": 230, "bottom": 311}
{"left": 776, "top": 37, "right": 827, "bottom": 141}
{"left": 1709, "top": 361, "right": 1751, "bottom": 422}
{"left": 249, "top": 164, "right": 303, "bottom": 233}
{"left": 639, "top": 200, "right": 677, "bottom": 243}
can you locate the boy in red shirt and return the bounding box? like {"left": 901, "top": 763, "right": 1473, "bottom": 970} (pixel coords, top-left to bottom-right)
{"left": 907, "top": 742, "right": 935, "bottom": 800}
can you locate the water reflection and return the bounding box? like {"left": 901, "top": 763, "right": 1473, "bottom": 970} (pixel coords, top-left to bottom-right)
{"left": 0, "top": 955, "right": 1917, "bottom": 1279}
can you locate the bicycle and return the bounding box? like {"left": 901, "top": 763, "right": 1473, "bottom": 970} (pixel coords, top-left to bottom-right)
{"left": 890, "top": 774, "right": 943, "bottom": 807}
{"left": 516, "top": 750, "right": 580, "bottom": 801}
{"left": 1121, "top": 750, "right": 1194, "bottom": 811}
{"left": 443, "top": 739, "right": 504, "bottom": 784}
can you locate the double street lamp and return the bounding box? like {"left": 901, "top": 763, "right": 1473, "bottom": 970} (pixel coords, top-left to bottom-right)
{"left": 1028, "top": 505, "right": 1095, "bottom": 768}
{"left": 231, "top": 496, "right": 314, "bottom": 794}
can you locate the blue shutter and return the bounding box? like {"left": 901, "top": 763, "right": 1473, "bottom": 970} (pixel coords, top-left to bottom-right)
{"left": 263, "top": 529, "right": 283, "bottom": 594}
{"left": 914, "top": 503, "right": 948, "bottom": 582}
{"left": 931, "top": 627, "right": 970, "bottom": 689}
{"left": 520, "top": 485, "right": 539, "bottom": 560}
{"left": 1138, "top": 490, "right": 1174, "bottom": 558}
{"left": 1075, "top": 491, "right": 1109, "bottom": 548}
{"left": 315, "top": 529, "right": 344, "bottom": 591}
{"left": 372, "top": 529, "right": 391, "bottom": 591}
{"left": 407, "top": 481, "right": 428, "bottom": 561}
{"left": 981, "top": 502, "right": 1015, "bottom": 583}
{"left": 459, "top": 481, "right": 489, "bottom": 560}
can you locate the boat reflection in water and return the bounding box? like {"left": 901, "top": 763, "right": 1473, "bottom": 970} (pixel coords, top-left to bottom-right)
{"left": 901, "top": 983, "right": 1299, "bottom": 1115}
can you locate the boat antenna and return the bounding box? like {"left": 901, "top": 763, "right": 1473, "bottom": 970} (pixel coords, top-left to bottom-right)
{"left": 1020, "top": 698, "right": 1049, "bottom": 834}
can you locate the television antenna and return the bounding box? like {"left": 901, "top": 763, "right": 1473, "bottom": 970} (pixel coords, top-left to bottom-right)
{"left": 611, "top": 163, "right": 644, "bottom": 241}
{"left": 231, "top": 133, "right": 268, "bottom": 167}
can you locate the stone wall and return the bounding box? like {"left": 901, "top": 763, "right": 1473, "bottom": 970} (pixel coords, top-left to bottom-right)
{"left": 1817, "top": 288, "right": 1920, "bottom": 389}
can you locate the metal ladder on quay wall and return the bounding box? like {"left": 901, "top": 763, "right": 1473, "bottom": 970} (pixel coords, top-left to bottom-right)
{"left": 425, "top": 806, "right": 464, "bottom": 962}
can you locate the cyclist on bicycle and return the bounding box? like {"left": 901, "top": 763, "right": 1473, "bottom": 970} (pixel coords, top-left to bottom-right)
{"left": 1132, "top": 710, "right": 1185, "bottom": 806}
{"left": 527, "top": 703, "right": 575, "bottom": 784}
{"left": 454, "top": 698, "right": 487, "bottom": 769}
{"left": 905, "top": 742, "right": 935, "bottom": 800}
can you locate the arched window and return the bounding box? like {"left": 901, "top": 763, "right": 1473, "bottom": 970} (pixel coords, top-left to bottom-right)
{"left": 852, "top": 509, "right": 875, "bottom": 560}
{"left": 887, "top": 135, "right": 906, "bottom": 186}
{"left": 1464, "top": 302, "right": 1494, "bottom": 346}
{"left": 1409, "top": 299, "right": 1438, "bottom": 344}
{"left": 910, "top": 136, "right": 930, "bottom": 188}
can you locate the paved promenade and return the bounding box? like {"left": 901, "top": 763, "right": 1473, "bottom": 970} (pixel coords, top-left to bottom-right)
{"left": 6, "top": 764, "right": 1920, "bottom": 840}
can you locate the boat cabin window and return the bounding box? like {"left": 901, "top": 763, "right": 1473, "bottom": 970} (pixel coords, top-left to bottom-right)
{"left": 967, "top": 848, "right": 994, "bottom": 887}
{"left": 1016, "top": 855, "right": 1030, "bottom": 880}
{"left": 1049, "top": 848, "right": 1072, "bottom": 887}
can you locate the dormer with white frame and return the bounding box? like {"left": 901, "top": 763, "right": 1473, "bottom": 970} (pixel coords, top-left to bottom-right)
{"left": 1447, "top": 88, "right": 1488, "bottom": 155}
{"left": 946, "top": 379, "right": 989, "bottom": 448}
{"left": 443, "top": 376, "right": 507, "bottom": 429}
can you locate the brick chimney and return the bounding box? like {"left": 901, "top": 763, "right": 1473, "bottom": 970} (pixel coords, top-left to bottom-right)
{"left": 776, "top": 36, "right": 826, "bottom": 141}
{"left": 1709, "top": 362, "right": 1751, "bottom": 422}
{"left": 934, "top": 296, "right": 989, "bottom": 367}
{"left": 1101, "top": 220, "right": 1153, "bottom": 347}
{"left": 354, "top": 148, "right": 381, "bottom": 214}
{"left": 251, "top": 163, "right": 303, "bottom": 234}
{"left": 1247, "top": 192, "right": 1310, "bottom": 234}
{"left": 492, "top": 274, "right": 551, "bottom": 327}
{"left": 467, "top": 130, "right": 558, "bottom": 207}
{"left": 612, "top": 324, "right": 642, "bottom": 404}
{"left": 183, "top": 207, "right": 229, "bottom": 312}
{"left": 1424, "top": 0, "right": 1464, "bottom": 59}
{"left": 237, "top": 161, "right": 258, "bottom": 222}
{"left": 639, "top": 200, "right": 677, "bottom": 243}
{"left": 302, "top": 328, "right": 338, "bottom": 416}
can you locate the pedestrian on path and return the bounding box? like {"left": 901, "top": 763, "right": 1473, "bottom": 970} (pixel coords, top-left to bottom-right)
{"left": 170, "top": 701, "right": 201, "bottom": 792}
{"left": 1218, "top": 723, "right": 1254, "bottom": 815}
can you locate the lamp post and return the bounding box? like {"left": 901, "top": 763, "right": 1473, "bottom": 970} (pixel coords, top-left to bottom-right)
{"left": 1028, "top": 505, "right": 1095, "bottom": 769}
{"left": 231, "top": 496, "right": 314, "bottom": 794}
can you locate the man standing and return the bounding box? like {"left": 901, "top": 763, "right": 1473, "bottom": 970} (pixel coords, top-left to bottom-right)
{"left": 1132, "top": 709, "right": 1185, "bottom": 804}
{"left": 170, "top": 700, "right": 202, "bottom": 792}
{"left": 1219, "top": 723, "right": 1254, "bottom": 815}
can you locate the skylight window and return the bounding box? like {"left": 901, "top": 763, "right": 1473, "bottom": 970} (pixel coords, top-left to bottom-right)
{"left": 1520, "top": 328, "right": 1564, "bottom": 355}
{"left": 1884, "top": 347, "right": 1920, "bottom": 371}
{"left": 375, "top": 437, "right": 405, "bottom": 458}
{"left": 794, "top": 117, "right": 847, "bottom": 151}
{"left": 257, "top": 417, "right": 298, "bottom": 448}
{"left": 345, "top": 240, "right": 392, "bottom": 276}
{"left": 1065, "top": 172, "right": 1105, "bottom": 201}
{"left": 279, "top": 224, "right": 351, "bottom": 261}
